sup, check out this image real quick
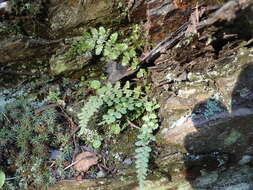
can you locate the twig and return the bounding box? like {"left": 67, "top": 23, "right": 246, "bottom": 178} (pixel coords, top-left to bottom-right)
{"left": 0, "top": 70, "right": 38, "bottom": 76}
{"left": 5, "top": 177, "right": 17, "bottom": 181}
{"left": 34, "top": 103, "right": 58, "bottom": 115}
{"left": 64, "top": 159, "right": 82, "bottom": 171}
{"left": 127, "top": 119, "right": 140, "bottom": 129}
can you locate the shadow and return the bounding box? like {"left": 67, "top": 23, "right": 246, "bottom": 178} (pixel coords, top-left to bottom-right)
{"left": 183, "top": 64, "right": 253, "bottom": 186}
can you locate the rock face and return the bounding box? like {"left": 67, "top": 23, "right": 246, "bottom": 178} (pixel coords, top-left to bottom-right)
{"left": 129, "top": 0, "right": 201, "bottom": 44}
{"left": 0, "top": 36, "right": 60, "bottom": 63}
{"left": 0, "top": 0, "right": 118, "bottom": 64}
{"left": 49, "top": 37, "right": 92, "bottom": 75}
{"left": 158, "top": 46, "right": 253, "bottom": 161}
{"left": 48, "top": 0, "right": 116, "bottom": 36}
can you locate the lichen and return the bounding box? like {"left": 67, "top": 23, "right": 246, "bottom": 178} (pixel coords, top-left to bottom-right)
{"left": 203, "top": 99, "right": 224, "bottom": 119}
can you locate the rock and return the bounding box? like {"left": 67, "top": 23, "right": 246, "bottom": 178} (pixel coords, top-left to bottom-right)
{"left": 193, "top": 165, "right": 253, "bottom": 189}
{"left": 122, "top": 158, "right": 133, "bottom": 166}
{"left": 50, "top": 150, "right": 63, "bottom": 160}
{"left": 74, "top": 152, "right": 98, "bottom": 173}
{"left": 49, "top": 52, "right": 91, "bottom": 75}
{"left": 49, "top": 37, "right": 92, "bottom": 75}
{"left": 96, "top": 170, "right": 107, "bottom": 178}
{"left": 0, "top": 0, "right": 11, "bottom": 14}
{"left": 158, "top": 46, "right": 253, "bottom": 161}
{"left": 194, "top": 171, "right": 219, "bottom": 187}
{"left": 238, "top": 155, "right": 253, "bottom": 165}
{"left": 0, "top": 36, "right": 60, "bottom": 63}
{"left": 160, "top": 85, "right": 213, "bottom": 111}
{"left": 106, "top": 61, "right": 128, "bottom": 83}
{"left": 49, "top": 164, "right": 253, "bottom": 190}
{"left": 48, "top": 0, "right": 116, "bottom": 36}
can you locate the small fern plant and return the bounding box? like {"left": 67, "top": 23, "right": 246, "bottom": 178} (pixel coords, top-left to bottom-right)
{"left": 65, "top": 26, "right": 140, "bottom": 69}
{"left": 135, "top": 103, "right": 159, "bottom": 190}
{"left": 78, "top": 81, "right": 159, "bottom": 189}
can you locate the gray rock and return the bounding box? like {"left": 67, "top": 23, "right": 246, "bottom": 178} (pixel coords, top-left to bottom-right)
{"left": 238, "top": 155, "right": 253, "bottom": 166}
{"left": 158, "top": 46, "right": 253, "bottom": 162}
{"left": 0, "top": 36, "right": 60, "bottom": 63}
{"left": 48, "top": 0, "right": 115, "bottom": 35}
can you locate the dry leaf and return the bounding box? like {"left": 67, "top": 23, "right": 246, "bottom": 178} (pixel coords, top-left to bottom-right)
{"left": 74, "top": 152, "right": 98, "bottom": 172}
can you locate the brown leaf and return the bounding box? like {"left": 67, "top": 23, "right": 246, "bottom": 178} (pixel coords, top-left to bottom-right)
{"left": 74, "top": 152, "right": 98, "bottom": 173}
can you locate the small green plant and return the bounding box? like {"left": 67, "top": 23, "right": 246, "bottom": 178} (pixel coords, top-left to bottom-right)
{"left": 46, "top": 91, "right": 61, "bottom": 102}
{"left": 0, "top": 98, "right": 72, "bottom": 189}
{"left": 78, "top": 81, "right": 159, "bottom": 189}
{"left": 135, "top": 103, "right": 159, "bottom": 190}
{"left": 65, "top": 26, "right": 141, "bottom": 69}
{"left": 117, "top": 1, "right": 128, "bottom": 18}
{"left": 0, "top": 171, "right": 5, "bottom": 188}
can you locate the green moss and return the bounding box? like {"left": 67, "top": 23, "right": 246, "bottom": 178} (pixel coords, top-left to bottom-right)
{"left": 0, "top": 98, "right": 72, "bottom": 189}
{"left": 50, "top": 51, "right": 92, "bottom": 76}
{"left": 224, "top": 129, "right": 242, "bottom": 146}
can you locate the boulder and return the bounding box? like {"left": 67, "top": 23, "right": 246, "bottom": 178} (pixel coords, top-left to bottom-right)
{"left": 158, "top": 45, "right": 253, "bottom": 162}
{"left": 0, "top": 36, "right": 60, "bottom": 63}
{"left": 48, "top": 0, "right": 116, "bottom": 36}
{"left": 49, "top": 36, "right": 92, "bottom": 75}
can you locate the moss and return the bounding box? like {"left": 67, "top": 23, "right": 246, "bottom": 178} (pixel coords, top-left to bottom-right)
{"left": 0, "top": 98, "right": 72, "bottom": 189}
{"left": 108, "top": 129, "right": 138, "bottom": 168}
{"left": 50, "top": 50, "right": 92, "bottom": 76}
{"left": 224, "top": 129, "right": 242, "bottom": 146}
{"left": 50, "top": 59, "right": 69, "bottom": 75}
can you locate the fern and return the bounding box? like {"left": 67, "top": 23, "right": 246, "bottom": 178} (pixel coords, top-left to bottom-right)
{"left": 78, "top": 96, "right": 104, "bottom": 148}
{"left": 78, "top": 81, "right": 159, "bottom": 189}
{"left": 135, "top": 104, "right": 159, "bottom": 190}
{"left": 65, "top": 26, "right": 141, "bottom": 69}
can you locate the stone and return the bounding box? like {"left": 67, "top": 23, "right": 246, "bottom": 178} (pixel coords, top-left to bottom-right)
{"left": 0, "top": 36, "right": 59, "bottom": 63}
{"left": 48, "top": 0, "right": 115, "bottom": 36}
{"left": 158, "top": 46, "right": 253, "bottom": 162}
{"left": 50, "top": 150, "right": 63, "bottom": 160}
{"left": 238, "top": 155, "right": 253, "bottom": 165}
{"left": 49, "top": 37, "right": 92, "bottom": 75}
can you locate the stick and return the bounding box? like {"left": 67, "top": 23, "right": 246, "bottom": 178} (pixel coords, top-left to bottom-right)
{"left": 127, "top": 119, "right": 140, "bottom": 129}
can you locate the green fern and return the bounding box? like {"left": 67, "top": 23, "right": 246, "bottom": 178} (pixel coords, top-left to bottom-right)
{"left": 135, "top": 103, "right": 159, "bottom": 190}
{"left": 65, "top": 26, "right": 141, "bottom": 69}
{"left": 78, "top": 81, "right": 159, "bottom": 189}
{"left": 78, "top": 96, "right": 104, "bottom": 148}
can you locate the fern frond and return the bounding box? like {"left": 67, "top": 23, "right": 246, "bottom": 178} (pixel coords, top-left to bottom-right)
{"left": 135, "top": 106, "right": 159, "bottom": 190}
{"left": 78, "top": 82, "right": 160, "bottom": 190}
{"left": 78, "top": 96, "right": 104, "bottom": 148}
